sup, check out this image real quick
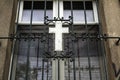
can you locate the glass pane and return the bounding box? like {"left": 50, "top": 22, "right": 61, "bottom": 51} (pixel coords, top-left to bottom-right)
{"left": 22, "top": 10, "right": 31, "bottom": 22}
{"left": 64, "top": 10, "right": 94, "bottom": 22}
{"left": 63, "top": 1, "right": 94, "bottom": 23}
{"left": 22, "top": 1, "right": 53, "bottom": 22}
{"left": 32, "top": 10, "right": 44, "bottom": 21}
{"left": 73, "top": 10, "right": 85, "bottom": 22}
{"left": 22, "top": 10, "right": 53, "bottom": 22}
{"left": 86, "top": 10, "right": 94, "bottom": 22}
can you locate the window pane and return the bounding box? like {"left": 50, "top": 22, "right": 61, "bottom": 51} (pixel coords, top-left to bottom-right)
{"left": 22, "top": 10, "right": 31, "bottom": 21}
{"left": 86, "top": 10, "right": 94, "bottom": 22}
{"left": 22, "top": 1, "right": 53, "bottom": 22}
{"left": 63, "top": 1, "right": 94, "bottom": 22}
{"left": 24, "top": 1, "right": 32, "bottom": 10}
{"left": 32, "top": 10, "right": 44, "bottom": 21}
{"left": 73, "top": 10, "right": 85, "bottom": 22}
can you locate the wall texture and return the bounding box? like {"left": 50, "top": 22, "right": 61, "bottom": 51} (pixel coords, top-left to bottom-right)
{"left": 0, "top": 0, "right": 16, "bottom": 80}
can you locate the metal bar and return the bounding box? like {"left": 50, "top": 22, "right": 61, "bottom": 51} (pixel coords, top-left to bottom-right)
{"left": 47, "top": 60, "right": 49, "bottom": 80}
{"left": 58, "top": 58, "right": 60, "bottom": 80}
{"left": 26, "top": 1, "right": 34, "bottom": 80}
{"left": 46, "top": 34, "right": 49, "bottom": 80}
{"left": 83, "top": 1, "right": 92, "bottom": 80}
{"left": 70, "top": 0, "right": 73, "bottom": 32}
{"left": 47, "top": 19, "right": 71, "bottom": 21}
{"left": 44, "top": 0, "right": 47, "bottom": 24}
{"left": 70, "top": 3, "right": 75, "bottom": 80}
{"left": 77, "top": 39, "right": 81, "bottom": 80}
{"left": 0, "top": 36, "right": 120, "bottom": 39}
{"left": 68, "top": 59, "right": 70, "bottom": 80}
{"left": 73, "top": 58, "right": 76, "bottom": 80}
{"left": 58, "top": 0, "right": 60, "bottom": 18}
{"left": 42, "top": 59, "right": 45, "bottom": 80}
{"left": 36, "top": 38, "right": 40, "bottom": 80}
{"left": 70, "top": 0, "right": 73, "bottom": 24}
{"left": 71, "top": 37, "right": 76, "bottom": 80}
{"left": 29, "top": 0, "right": 34, "bottom": 35}
{"left": 67, "top": 38, "right": 70, "bottom": 80}
{"left": 96, "top": 40, "right": 103, "bottom": 80}
{"left": 25, "top": 39, "right": 31, "bottom": 80}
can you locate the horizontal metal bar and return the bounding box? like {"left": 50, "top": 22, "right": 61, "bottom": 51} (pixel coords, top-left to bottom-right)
{"left": 0, "top": 36, "right": 120, "bottom": 39}
{"left": 47, "top": 19, "right": 71, "bottom": 21}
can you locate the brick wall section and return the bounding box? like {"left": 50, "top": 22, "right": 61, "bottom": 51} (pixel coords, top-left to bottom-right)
{"left": 0, "top": 0, "right": 14, "bottom": 80}
{"left": 100, "top": 0, "right": 120, "bottom": 80}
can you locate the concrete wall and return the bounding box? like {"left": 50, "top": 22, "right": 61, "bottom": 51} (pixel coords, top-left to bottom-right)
{"left": 99, "top": 0, "right": 120, "bottom": 80}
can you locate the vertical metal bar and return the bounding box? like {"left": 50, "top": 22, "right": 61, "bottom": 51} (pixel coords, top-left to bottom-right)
{"left": 58, "top": 0, "right": 60, "bottom": 18}
{"left": 68, "top": 38, "right": 70, "bottom": 80}
{"left": 44, "top": 0, "right": 47, "bottom": 24}
{"left": 83, "top": 1, "right": 92, "bottom": 80}
{"left": 36, "top": 38, "right": 40, "bottom": 80}
{"left": 47, "top": 34, "right": 49, "bottom": 80}
{"left": 73, "top": 58, "right": 76, "bottom": 80}
{"left": 95, "top": 0, "right": 108, "bottom": 80}
{"left": 71, "top": 37, "right": 76, "bottom": 80}
{"left": 42, "top": 59, "right": 45, "bottom": 80}
{"left": 9, "top": 0, "right": 21, "bottom": 80}
{"left": 47, "top": 61, "right": 49, "bottom": 80}
{"left": 25, "top": 39, "right": 31, "bottom": 80}
{"left": 29, "top": 0, "right": 34, "bottom": 35}
{"left": 77, "top": 39, "right": 81, "bottom": 80}
{"left": 96, "top": 40, "right": 103, "bottom": 80}
{"left": 58, "top": 58, "right": 60, "bottom": 80}
{"left": 42, "top": 28, "right": 47, "bottom": 80}
{"left": 68, "top": 58, "right": 70, "bottom": 80}
{"left": 26, "top": 1, "right": 34, "bottom": 80}
{"left": 70, "top": 0, "right": 73, "bottom": 22}
{"left": 70, "top": 0, "right": 73, "bottom": 32}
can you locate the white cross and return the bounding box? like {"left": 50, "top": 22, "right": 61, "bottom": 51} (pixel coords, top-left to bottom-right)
{"left": 49, "top": 21, "right": 69, "bottom": 51}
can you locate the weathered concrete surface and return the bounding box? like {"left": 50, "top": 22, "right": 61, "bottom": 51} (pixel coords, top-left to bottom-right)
{"left": 0, "top": 0, "right": 15, "bottom": 80}
{"left": 99, "top": 0, "right": 120, "bottom": 80}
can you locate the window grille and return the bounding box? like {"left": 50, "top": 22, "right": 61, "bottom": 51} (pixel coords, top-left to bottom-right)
{"left": 0, "top": 0, "right": 119, "bottom": 80}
